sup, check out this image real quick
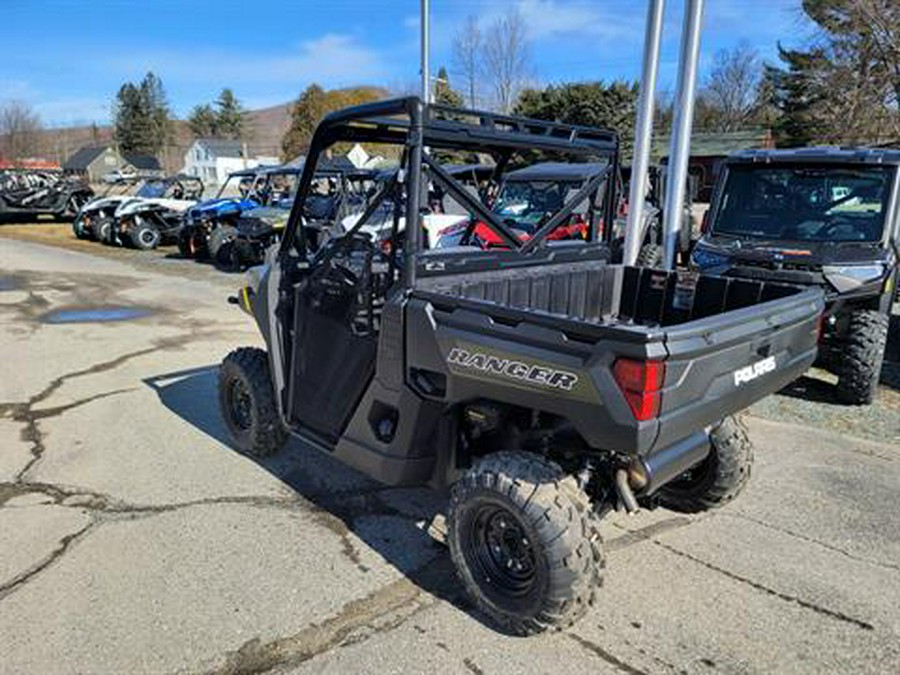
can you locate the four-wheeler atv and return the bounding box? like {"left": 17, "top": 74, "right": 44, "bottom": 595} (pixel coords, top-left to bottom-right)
{"left": 0, "top": 170, "right": 93, "bottom": 221}
{"left": 105, "top": 175, "right": 204, "bottom": 249}
{"left": 691, "top": 148, "right": 898, "bottom": 404}
{"left": 218, "top": 98, "right": 824, "bottom": 635}
{"left": 73, "top": 174, "right": 154, "bottom": 240}
{"left": 178, "top": 168, "right": 267, "bottom": 259}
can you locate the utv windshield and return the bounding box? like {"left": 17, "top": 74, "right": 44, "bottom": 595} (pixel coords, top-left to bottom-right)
{"left": 217, "top": 173, "right": 256, "bottom": 199}
{"left": 136, "top": 181, "right": 167, "bottom": 198}
{"left": 712, "top": 164, "right": 894, "bottom": 243}
{"left": 494, "top": 179, "right": 587, "bottom": 232}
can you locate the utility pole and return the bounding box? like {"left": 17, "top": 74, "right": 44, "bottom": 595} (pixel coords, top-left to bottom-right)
{"left": 662, "top": 0, "right": 704, "bottom": 269}
{"left": 420, "top": 0, "right": 431, "bottom": 104}
{"left": 623, "top": 0, "right": 665, "bottom": 267}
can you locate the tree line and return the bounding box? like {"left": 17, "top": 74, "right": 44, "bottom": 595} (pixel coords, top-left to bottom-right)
{"left": 2, "top": 0, "right": 898, "bottom": 163}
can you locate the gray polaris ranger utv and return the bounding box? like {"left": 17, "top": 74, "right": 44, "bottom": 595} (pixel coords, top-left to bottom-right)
{"left": 692, "top": 148, "right": 898, "bottom": 404}
{"left": 218, "top": 98, "right": 824, "bottom": 635}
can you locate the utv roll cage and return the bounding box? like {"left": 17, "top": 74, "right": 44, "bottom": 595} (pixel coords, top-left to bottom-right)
{"left": 281, "top": 97, "right": 619, "bottom": 285}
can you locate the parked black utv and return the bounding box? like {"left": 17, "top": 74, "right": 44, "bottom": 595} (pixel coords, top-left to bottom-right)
{"left": 692, "top": 148, "right": 898, "bottom": 404}
{"left": 0, "top": 170, "right": 93, "bottom": 221}
{"left": 218, "top": 167, "right": 374, "bottom": 272}
{"left": 218, "top": 98, "right": 823, "bottom": 635}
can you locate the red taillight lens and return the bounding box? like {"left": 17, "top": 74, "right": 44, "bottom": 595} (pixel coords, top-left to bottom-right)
{"left": 613, "top": 358, "right": 665, "bottom": 421}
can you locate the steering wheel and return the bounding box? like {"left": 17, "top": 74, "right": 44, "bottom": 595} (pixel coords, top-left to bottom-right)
{"left": 819, "top": 215, "right": 859, "bottom": 238}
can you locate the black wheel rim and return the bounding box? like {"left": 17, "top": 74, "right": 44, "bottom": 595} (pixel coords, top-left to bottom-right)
{"left": 466, "top": 504, "right": 537, "bottom": 598}
{"left": 140, "top": 229, "right": 157, "bottom": 246}
{"left": 226, "top": 378, "right": 253, "bottom": 431}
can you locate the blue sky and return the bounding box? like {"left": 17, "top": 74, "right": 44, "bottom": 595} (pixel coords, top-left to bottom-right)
{"left": 4, "top": 0, "right": 816, "bottom": 127}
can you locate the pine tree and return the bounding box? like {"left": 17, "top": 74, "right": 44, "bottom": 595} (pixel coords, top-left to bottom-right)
{"left": 113, "top": 72, "right": 171, "bottom": 156}
{"left": 215, "top": 89, "right": 245, "bottom": 140}
{"left": 188, "top": 104, "right": 218, "bottom": 138}
{"left": 434, "top": 66, "right": 464, "bottom": 108}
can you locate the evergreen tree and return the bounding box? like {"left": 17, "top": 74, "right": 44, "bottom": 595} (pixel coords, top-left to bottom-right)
{"left": 434, "top": 66, "right": 464, "bottom": 108}
{"left": 515, "top": 81, "right": 639, "bottom": 158}
{"left": 113, "top": 72, "right": 170, "bottom": 155}
{"left": 188, "top": 104, "right": 219, "bottom": 138}
{"left": 215, "top": 88, "right": 245, "bottom": 140}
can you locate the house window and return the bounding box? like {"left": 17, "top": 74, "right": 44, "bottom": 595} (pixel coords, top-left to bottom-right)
{"left": 195, "top": 148, "right": 202, "bottom": 161}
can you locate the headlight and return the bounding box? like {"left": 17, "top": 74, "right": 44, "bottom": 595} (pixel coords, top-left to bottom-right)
{"left": 691, "top": 246, "right": 730, "bottom": 269}
{"left": 823, "top": 264, "right": 885, "bottom": 293}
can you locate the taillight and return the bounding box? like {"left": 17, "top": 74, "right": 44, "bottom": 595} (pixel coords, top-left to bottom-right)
{"left": 613, "top": 358, "right": 665, "bottom": 421}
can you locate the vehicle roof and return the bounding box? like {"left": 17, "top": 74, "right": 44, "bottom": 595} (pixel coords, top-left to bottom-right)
{"left": 504, "top": 161, "right": 609, "bottom": 182}
{"left": 727, "top": 147, "right": 900, "bottom": 166}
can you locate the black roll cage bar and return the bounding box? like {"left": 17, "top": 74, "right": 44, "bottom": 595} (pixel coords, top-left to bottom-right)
{"left": 281, "top": 97, "right": 619, "bottom": 284}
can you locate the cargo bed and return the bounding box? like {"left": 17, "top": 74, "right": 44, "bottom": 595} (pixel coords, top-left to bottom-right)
{"left": 410, "top": 262, "right": 824, "bottom": 455}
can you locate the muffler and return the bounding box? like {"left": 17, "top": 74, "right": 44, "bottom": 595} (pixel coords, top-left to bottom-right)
{"left": 628, "top": 431, "right": 710, "bottom": 495}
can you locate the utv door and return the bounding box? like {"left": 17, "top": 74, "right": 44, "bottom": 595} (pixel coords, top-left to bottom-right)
{"left": 286, "top": 248, "right": 379, "bottom": 440}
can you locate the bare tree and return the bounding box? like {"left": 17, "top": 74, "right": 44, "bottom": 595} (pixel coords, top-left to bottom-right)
{"left": 452, "top": 15, "right": 482, "bottom": 108}
{"left": 482, "top": 10, "right": 532, "bottom": 113}
{"left": 0, "top": 100, "right": 43, "bottom": 160}
{"left": 700, "top": 43, "right": 762, "bottom": 132}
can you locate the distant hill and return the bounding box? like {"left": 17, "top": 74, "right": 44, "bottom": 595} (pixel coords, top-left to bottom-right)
{"left": 17, "top": 85, "right": 390, "bottom": 173}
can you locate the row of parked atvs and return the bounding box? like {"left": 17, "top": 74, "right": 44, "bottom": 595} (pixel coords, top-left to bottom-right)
{"left": 72, "top": 167, "right": 298, "bottom": 269}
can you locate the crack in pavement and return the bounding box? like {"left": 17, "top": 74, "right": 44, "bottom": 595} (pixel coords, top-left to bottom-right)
{"left": 1, "top": 326, "right": 236, "bottom": 485}
{"left": 192, "top": 556, "right": 459, "bottom": 675}
{"left": 568, "top": 634, "right": 650, "bottom": 675}
{"left": 606, "top": 516, "right": 696, "bottom": 552}
{"left": 0, "top": 521, "right": 97, "bottom": 602}
{"left": 653, "top": 540, "right": 875, "bottom": 631}
{"left": 717, "top": 511, "right": 900, "bottom": 574}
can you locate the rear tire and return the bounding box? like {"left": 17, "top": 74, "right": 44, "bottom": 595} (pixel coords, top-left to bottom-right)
{"left": 658, "top": 415, "right": 753, "bottom": 513}
{"left": 447, "top": 451, "right": 604, "bottom": 635}
{"left": 218, "top": 348, "right": 287, "bottom": 457}
{"left": 636, "top": 242, "right": 663, "bottom": 268}
{"left": 96, "top": 219, "right": 112, "bottom": 245}
{"left": 836, "top": 309, "right": 888, "bottom": 405}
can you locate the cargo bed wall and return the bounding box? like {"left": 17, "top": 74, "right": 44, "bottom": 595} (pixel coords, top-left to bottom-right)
{"left": 417, "top": 263, "right": 806, "bottom": 329}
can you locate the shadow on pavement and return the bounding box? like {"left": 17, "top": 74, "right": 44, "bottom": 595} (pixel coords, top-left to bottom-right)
{"left": 144, "top": 365, "right": 476, "bottom": 621}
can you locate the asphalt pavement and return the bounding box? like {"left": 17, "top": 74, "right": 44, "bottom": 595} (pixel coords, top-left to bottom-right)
{"left": 1, "top": 235, "right": 898, "bottom": 674}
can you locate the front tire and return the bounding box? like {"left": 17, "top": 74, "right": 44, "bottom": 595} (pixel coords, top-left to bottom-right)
{"left": 208, "top": 225, "right": 237, "bottom": 260}
{"left": 218, "top": 348, "right": 287, "bottom": 457}
{"left": 447, "top": 451, "right": 604, "bottom": 635}
{"left": 836, "top": 309, "right": 889, "bottom": 405}
{"left": 130, "top": 222, "right": 162, "bottom": 250}
{"left": 658, "top": 415, "right": 753, "bottom": 513}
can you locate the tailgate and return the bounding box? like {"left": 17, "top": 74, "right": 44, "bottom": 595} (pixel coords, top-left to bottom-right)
{"left": 652, "top": 287, "right": 823, "bottom": 452}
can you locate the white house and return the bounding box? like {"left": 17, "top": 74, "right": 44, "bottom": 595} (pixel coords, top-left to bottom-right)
{"left": 182, "top": 139, "right": 261, "bottom": 186}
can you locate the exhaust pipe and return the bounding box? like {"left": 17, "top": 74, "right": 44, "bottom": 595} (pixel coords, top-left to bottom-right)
{"left": 630, "top": 431, "right": 710, "bottom": 495}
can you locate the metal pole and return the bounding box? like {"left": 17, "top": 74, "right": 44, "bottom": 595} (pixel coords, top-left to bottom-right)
{"left": 623, "top": 0, "right": 666, "bottom": 267}
{"left": 662, "top": 0, "right": 704, "bottom": 269}
{"left": 420, "top": 0, "right": 431, "bottom": 103}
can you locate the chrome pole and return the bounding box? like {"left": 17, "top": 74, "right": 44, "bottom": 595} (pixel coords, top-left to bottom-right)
{"left": 623, "top": 0, "right": 666, "bottom": 266}
{"left": 662, "top": 0, "right": 704, "bottom": 269}
{"left": 420, "top": 0, "right": 431, "bottom": 103}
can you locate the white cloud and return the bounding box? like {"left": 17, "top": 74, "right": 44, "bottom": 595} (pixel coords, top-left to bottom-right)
{"left": 86, "top": 33, "right": 389, "bottom": 91}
